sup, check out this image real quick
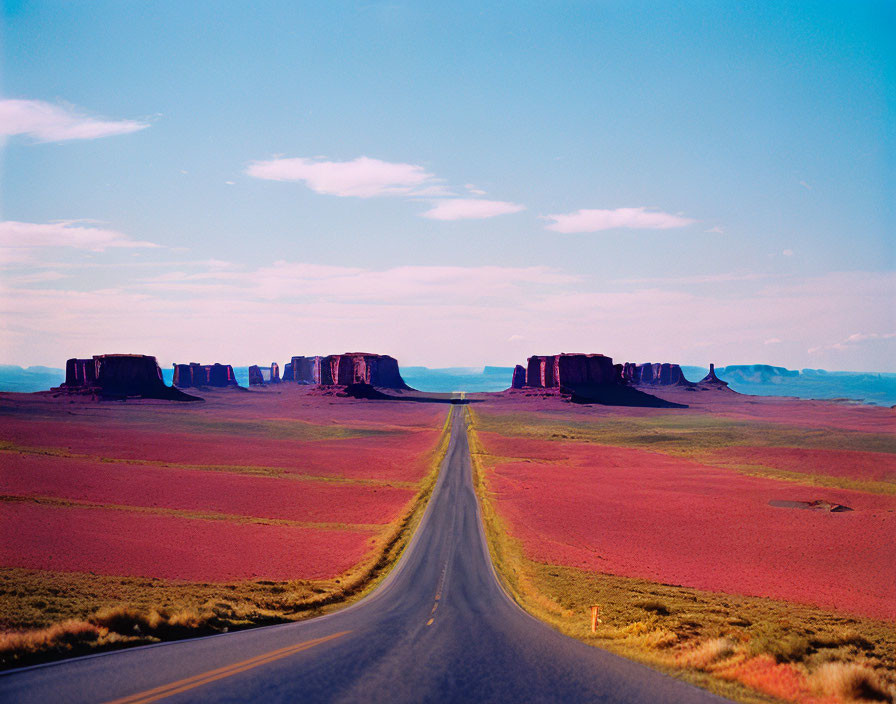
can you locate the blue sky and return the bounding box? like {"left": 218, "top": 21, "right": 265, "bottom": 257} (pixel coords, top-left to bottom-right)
{"left": 1, "top": 1, "right": 893, "bottom": 370}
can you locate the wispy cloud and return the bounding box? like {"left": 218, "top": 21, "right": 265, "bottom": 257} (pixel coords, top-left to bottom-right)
{"left": 0, "top": 221, "right": 158, "bottom": 265}
{"left": 0, "top": 99, "right": 149, "bottom": 142}
{"left": 617, "top": 272, "right": 768, "bottom": 286}
{"left": 133, "top": 261, "right": 579, "bottom": 304}
{"left": 421, "top": 198, "right": 525, "bottom": 221}
{"left": 2, "top": 263, "right": 893, "bottom": 370}
{"left": 246, "top": 154, "right": 524, "bottom": 219}
{"left": 808, "top": 331, "right": 896, "bottom": 354}
{"left": 543, "top": 207, "right": 695, "bottom": 233}
{"left": 245, "top": 156, "right": 439, "bottom": 198}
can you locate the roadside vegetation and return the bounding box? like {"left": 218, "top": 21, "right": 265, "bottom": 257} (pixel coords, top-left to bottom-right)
{"left": 0, "top": 408, "right": 453, "bottom": 670}
{"left": 468, "top": 408, "right": 896, "bottom": 704}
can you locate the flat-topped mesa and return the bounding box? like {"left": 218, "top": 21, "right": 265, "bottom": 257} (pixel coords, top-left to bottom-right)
{"left": 514, "top": 352, "right": 687, "bottom": 408}
{"left": 61, "top": 354, "right": 197, "bottom": 400}
{"left": 524, "top": 353, "right": 618, "bottom": 389}
{"left": 511, "top": 365, "right": 526, "bottom": 389}
{"left": 322, "top": 353, "right": 410, "bottom": 389}
{"left": 281, "top": 353, "right": 410, "bottom": 390}
{"left": 698, "top": 363, "right": 732, "bottom": 390}
{"left": 173, "top": 362, "right": 240, "bottom": 388}
{"left": 248, "top": 363, "right": 280, "bottom": 386}
{"left": 622, "top": 362, "right": 694, "bottom": 387}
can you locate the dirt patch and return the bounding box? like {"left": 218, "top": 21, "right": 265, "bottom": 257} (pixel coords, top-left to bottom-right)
{"left": 768, "top": 499, "right": 853, "bottom": 512}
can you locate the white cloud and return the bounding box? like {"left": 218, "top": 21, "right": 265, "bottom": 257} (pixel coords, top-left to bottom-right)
{"left": 133, "top": 261, "right": 578, "bottom": 304}
{"left": 420, "top": 198, "right": 525, "bottom": 221}
{"left": 809, "top": 331, "right": 896, "bottom": 354}
{"left": 245, "top": 156, "right": 438, "bottom": 198}
{"left": 705, "top": 225, "right": 725, "bottom": 234}
{"left": 844, "top": 332, "right": 896, "bottom": 343}
{"left": 0, "top": 99, "right": 149, "bottom": 142}
{"left": 618, "top": 272, "right": 767, "bottom": 286}
{"left": 0, "top": 221, "right": 158, "bottom": 265}
{"left": 543, "top": 207, "right": 695, "bottom": 233}
{"left": 3, "top": 270, "right": 67, "bottom": 285}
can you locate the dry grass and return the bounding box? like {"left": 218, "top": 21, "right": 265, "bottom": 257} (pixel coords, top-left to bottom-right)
{"left": 811, "top": 662, "right": 895, "bottom": 702}
{"left": 467, "top": 408, "right": 896, "bottom": 704}
{"left": 0, "top": 408, "right": 454, "bottom": 670}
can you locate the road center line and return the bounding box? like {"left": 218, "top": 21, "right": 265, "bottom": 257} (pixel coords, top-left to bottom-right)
{"left": 104, "top": 631, "right": 349, "bottom": 704}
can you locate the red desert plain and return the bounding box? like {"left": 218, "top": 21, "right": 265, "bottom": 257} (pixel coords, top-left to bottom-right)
{"left": 0, "top": 386, "right": 449, "bottom": 666}
{"left": 469, "top": 388, "right": 895, "bottom": 703}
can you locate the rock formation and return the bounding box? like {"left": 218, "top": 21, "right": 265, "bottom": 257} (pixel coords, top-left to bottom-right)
{"left": 697, "top": 363, "right": 731, "bottom": 390}
{"left": 282, "top": 356, "right": 324, "bottom": 385}
{"left": 622, "top": 362, "right": 694, "bottom": 387}
{"left": 64, "top": 358, "right": 97, "bottom": 389}
{"left": 513, "top": 353, "right": 686, "bottom": 408}
{"left": 714, "top": 364, "right": 798, "bottom": 385}
{"left": 281, "top": 353, "right": 410, "bottom": 390}
{"left": 173, "top": 362, "right": 240, "bottom": 388}
{"left": 248, "top": 363, "right": 280, "bottom": 386}
{"left": 511, "top": 365, "right": 526, "bottom": 389}
{"left": 61, "top": 354, "right": 198, "bottom": 400}
{"left": 524, "top": 353, "right": 619, "bottom": 388}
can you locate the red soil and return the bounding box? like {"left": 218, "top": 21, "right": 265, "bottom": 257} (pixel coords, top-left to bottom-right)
{"left": 0, "top": 501, "right": 375, "bottom": 581}
{"left": 475, "top": 388, "right": 895, "bottom": 434}
{"left": 0, "top": 422, "right": 438, "bottom": 483}
{"left": 708, "top": 446, "right": 896, "bottom": 483}
{"left": 0, "top": 391, "right": 444, "bottom": 483}
{"left": 479, "top": 432, "right": 896, "bottom": 621}
{"left": 0, "top": 390, "right": 446, "bottom": 584}
{"left": 0, "top": 454, "right": 414, "bottom": 524}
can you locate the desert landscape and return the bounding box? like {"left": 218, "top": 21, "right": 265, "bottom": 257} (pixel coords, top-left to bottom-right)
{"left": 2, "top": 4, "right": 891, "bottom": 702}
{"left": 1, "top": 350, "right": 893, "bottom": 703}
{"left": 0, "top": 378, "right": 450, "bottom": 668}
{"left": 468, "top": 368, "right": 895, "bottom": 703}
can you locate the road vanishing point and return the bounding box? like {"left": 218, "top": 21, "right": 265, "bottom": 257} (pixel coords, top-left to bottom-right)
{"left": 1, "top": 405, "right": 730, "bottom": 703}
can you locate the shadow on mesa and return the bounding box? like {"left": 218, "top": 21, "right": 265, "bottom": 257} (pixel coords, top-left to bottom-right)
{"left": 56, "top": 352, "right": 730, "bottom": 407}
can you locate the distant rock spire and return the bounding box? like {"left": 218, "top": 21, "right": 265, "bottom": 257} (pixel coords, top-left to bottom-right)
{"left": 698, "top": 363, "right": 730, "bottom": 389}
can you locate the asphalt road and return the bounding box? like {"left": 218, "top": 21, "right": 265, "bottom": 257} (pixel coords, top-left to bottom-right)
{"left": 1, "top": 405, "right": 731, "bottom": 703}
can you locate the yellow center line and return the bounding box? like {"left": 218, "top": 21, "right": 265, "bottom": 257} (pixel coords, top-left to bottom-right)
{"left": 104, "top": 631, "right": 349, "bottom": 704}
{"left": 426, "top": 618, "right": 434, "bottom": 627}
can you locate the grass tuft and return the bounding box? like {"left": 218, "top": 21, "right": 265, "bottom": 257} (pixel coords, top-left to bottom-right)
{"left": 811, "top": 661, "right": 894, "bottom": 702}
